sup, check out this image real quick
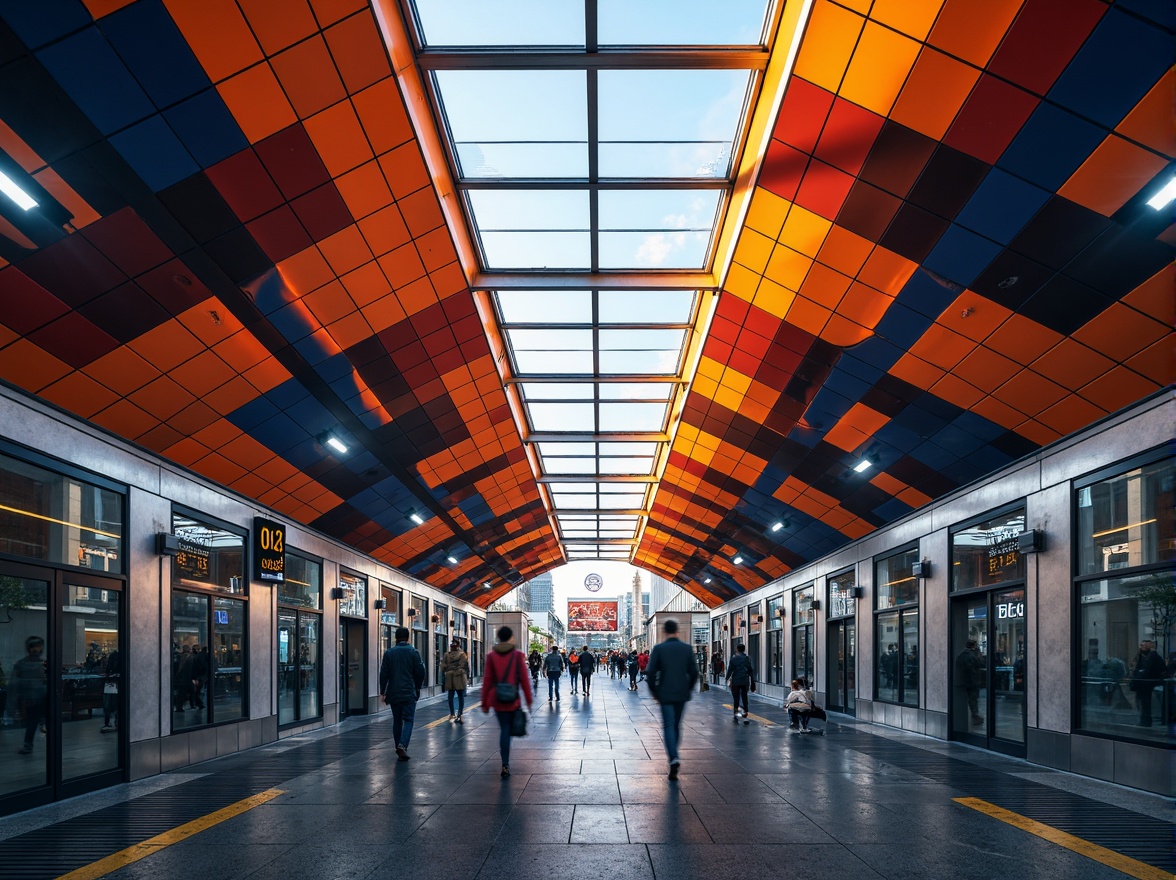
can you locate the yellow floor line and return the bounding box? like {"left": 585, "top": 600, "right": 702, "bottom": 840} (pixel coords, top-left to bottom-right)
{"left": 722, "top": 703, "right": 775, "bottom": 726}
{"left": 424, "top": 715, "right": 455, "bottom": 729}
{"left": 56, "top": 788, "right": 284, "bottom": 880}
{"left": 953, "top": 797, "right": 1173, "bottom": 880}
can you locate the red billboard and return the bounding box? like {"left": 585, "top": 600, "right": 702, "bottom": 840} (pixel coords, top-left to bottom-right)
{"left": 567, "top": 599, "right": 618, "bottom": 632}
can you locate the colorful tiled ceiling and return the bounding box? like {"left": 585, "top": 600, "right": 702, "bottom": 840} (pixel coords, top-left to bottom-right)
{"left": 0, "top": 1, "right": 1170, "bottom": 609}
{"left": 637, "top": 0, "right": 1174, "bottom": 601}
{"left": 0, "top": 0, "right": 560, "bottom": 606}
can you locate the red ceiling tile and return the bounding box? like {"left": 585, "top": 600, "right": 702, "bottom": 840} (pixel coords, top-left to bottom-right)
{"left": 943, "top": 75, "right": 1039, "bottom": 164}
{"left": 814, "top": 98, "right": 885, "bottom": 176}
{"left": 207, "top": 150, "right": 284, "bottom": 222}
{"left": 290, "top": 183, "right": 354, "bottom": 241}
{"left": 80, "top": 208, "right": 173, "bottom": 277}
{"left": 28, "top": 312, "right": 119, "bottom": 368}
{"left": 759, "top": 140, "right": 809, "bottom": 202}
{"left": 18, "top": 235, "right": 126, "bottom": 308}
{"left": 137, "top": 258, "right": 214, "bottom": 316}
{"left": 0, "top": 268, "right": 69, "bottom": 333}
{"left": 794, "top": 158, "right": 855, "bottom": 220}
{"left": 247, "top": 206, "right": 314, "bottom": 263}
{"left": 773, "top": 78, "right": 835, "bottom": 154}
{"left": 987, "top": 0, "right": 1106, "bottom": 96}
{"left": 254, "top": 125, "right": 331, "bottom": 201}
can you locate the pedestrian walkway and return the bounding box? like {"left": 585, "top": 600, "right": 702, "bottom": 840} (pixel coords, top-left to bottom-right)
{"left": 0, "top": 674, "right": 1171, "bottom": 880}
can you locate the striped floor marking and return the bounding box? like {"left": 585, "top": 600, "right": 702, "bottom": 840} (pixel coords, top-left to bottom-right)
{"left": 56, "top": 788, "right": 284, "bottom": 880}
{"left": 722, "top": 704, "right": 776, "bottom": 726}
{"left": 953, "top": 797, "right": 1173, "bottom": 880}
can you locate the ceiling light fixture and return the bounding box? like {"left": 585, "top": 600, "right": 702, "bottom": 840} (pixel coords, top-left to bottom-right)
{"left": 409, "top": 512, "right": 425, "bottom": 525}
{"left": 318, "top": 431, "right": 348, "bottom": 454}
{"left": 446, "top": 555, "right": 458, "bottom": 565}
{"left": 853, "top": 459, "right": 872, "bottom": 473}
{"left": 1145, "top": 175, "right": 1176, "bottom": 210}
{"left": 0, "top": 170, "right": 37, "bottom": 210}
{"left": 703, "top": 577, "right": 712, "bottom": 584}
{"left": 771, "top": 521, "right": 784, "bottom": 532}
{"left": 733, "top": 556, "right": 743, "bottom": 565}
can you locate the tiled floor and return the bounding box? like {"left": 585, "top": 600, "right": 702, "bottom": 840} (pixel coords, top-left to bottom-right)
{"left": 1, "top": 674, "right": 1171, "bottom": 880}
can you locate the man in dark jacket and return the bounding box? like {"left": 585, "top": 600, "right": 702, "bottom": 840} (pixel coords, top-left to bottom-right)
{"left": 1130, "top": 639, "right": 1165, "bottom": 726}
{"left": 379, "top": 626, "right": 426, "bottom": 760}
{"left": 543, "top": 644, "right": 564, "bottom": 703}
{"left": 579, "top": 647, "right": 596, "bottom": 696}
{"left": 726, "top": 643, "right": 755, "bottom": 722}
{"left": 644, "top": 619, "right": 699, "bottom": 780}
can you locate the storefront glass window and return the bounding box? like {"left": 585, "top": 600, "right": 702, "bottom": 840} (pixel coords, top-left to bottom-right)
{"left": 1075, "top": 454, "right": 1174, "bottom": 746}
{"left": 0, "top": 451, "right": 124, "bottom": 573}
{"left": 338, "top": 571, "right": 366, "bottom": 617}
{"left": 828, "top": 569, "right": 856, "bottom": 619}
{"left": 951, "top": 508, "right": 1026, "bottom": 592}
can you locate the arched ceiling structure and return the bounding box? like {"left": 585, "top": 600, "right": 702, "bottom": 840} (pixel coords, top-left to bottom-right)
{"left": 0, "top": 0, "right": 1170, "bottom": 608}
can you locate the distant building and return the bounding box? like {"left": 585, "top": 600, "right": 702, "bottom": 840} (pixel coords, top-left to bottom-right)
{"left": 525, "top": 572, "right": 553, "bottom": 613}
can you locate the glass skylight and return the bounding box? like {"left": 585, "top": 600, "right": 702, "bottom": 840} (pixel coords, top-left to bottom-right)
{"left": 403, "top": 0, "right": 785, "bottom": 564}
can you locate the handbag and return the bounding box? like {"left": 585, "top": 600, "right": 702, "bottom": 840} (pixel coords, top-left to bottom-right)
{"left": 509, "top": 707, "right": 528, "bottom": 737}
{"left": 494, "top": 652, "right": 521, "bottom": 702}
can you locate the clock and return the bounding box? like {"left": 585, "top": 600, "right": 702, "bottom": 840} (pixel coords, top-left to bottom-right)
{"left": 585, "top": 573, "right": 603, "bottom": 592}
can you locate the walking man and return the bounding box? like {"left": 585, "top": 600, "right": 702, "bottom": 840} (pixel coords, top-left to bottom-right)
{"left": 544, "top": 644, "right": 564, "bottom": 702}
{"left": 579, "top": 646, "right": 595, "bottom": 696}
{"left": 644, "top": 619, "right": 699, "bottom": 780}
{"left": 379, "top": 626, "right": 426, "bottom": 761}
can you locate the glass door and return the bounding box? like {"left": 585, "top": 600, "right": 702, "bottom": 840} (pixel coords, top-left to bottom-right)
{"left": 827, "top": 621, "right": 856, "bottom": 714}
{"left": 951, "top": 590, "right": 1026, "bottom": 755}
{"left": 0, "top": 565, "right": 125, "bottom": 816}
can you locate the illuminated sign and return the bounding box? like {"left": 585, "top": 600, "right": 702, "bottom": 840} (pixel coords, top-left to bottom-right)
{"left": 567, "top": 599, "right": 618, "bottom": 632}
{"left": 585, "top": 573, "right": 603, "bottom": 592}
{"left": 253, "top": 517, "right": 286, "bottom": 584}
{"left": 996, "top": 601, "right": 1025, "bottom": 619}
{"left": 174, "top": 537, "right": 210, "bottom": 581}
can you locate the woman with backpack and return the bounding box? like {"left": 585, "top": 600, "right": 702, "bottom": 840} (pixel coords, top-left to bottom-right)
{"left": 481, "top": 626, "right": 533, "bottom": 778}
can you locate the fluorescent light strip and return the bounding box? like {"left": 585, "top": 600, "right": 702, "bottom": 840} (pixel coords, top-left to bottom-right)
{"left": 0, "top": 170, "right": 36, "bottom": 210}
{"left": 409, "top": 512, "right": 425, "bottom": 525}
{"left": 325, "top": 436, "right": 348, "bottom": 454}
{"left": 1145, "top": 176, "right": 1176, "bottom": 210}
{"left": 853, "top": 459, "right": 872, "bottom": 473}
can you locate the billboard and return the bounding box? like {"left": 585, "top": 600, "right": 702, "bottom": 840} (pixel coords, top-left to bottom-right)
{"left": 567, "top": 599, "right": 619, "bottom": 632}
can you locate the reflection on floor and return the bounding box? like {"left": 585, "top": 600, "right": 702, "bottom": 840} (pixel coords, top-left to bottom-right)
{"left": 0, "top": 674, "right": 1171, "bottom": 880}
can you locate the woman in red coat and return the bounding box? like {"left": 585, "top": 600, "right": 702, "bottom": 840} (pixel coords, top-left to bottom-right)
{"left": 481, "top": 625, "right": 533, "bottom": 778}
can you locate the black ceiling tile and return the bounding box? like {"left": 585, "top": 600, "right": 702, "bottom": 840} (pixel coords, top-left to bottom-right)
{"left": 970, "top": 249, "right": 1054, "bottom": 311}
{"left": 858, "top": 120, "right": 937, "bottom": 198}
{"left": 878, "top": 202, "right": 950, "bottom": 263}
{"left": 1009, "top": 196, "right": 1110, "bottom": 270}
{"left": 18, "top": 233, "right": 125, "bottom": 307}
{"left": 836, "top": 179, "right": 901, "bottom": 241}
{"left": 1063, "top": 225, "right": 1175, "bottom": 299}
{"left": 887, "top": 454, "right": 958, "bottom": 498}
{"left": 203, "top": 227, "right": 272, "bottom": 285}
{"left": 860, "top": 382, "right": 912, "bottom": 417}
{"left": 78, "top": 281, "right": 171, "bottom": 342}
{"left": 0, "top": 57, "right": 99, "bottom": 163}
{"left": 907, "top": 145, "right": 990, "bottom": 221}
{"left": 840, "top": 483, "right": 892, "bottom": 519}
{"left": 1017, "top": 274, "right": 1112, "bottom": 335}
{"left": 52, "top": 147, "right": 128, "bottom": 218}
{"left": 990, "top": 429, "right": 1041, "bottom": 460}
{"left": 158, "top": 172, "right": 241, "bottom": 245}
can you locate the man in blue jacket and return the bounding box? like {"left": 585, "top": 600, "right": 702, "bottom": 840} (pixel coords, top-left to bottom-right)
{"left": 379, "top": 627, "right": 426, "bottom": 761}
{"left": 644, "top": 619, "right": 699, "bottom": 780}
{"left": 543, "top": 644, "right": 565, "bottom": 702}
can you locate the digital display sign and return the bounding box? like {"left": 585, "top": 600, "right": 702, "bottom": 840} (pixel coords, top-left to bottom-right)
{"left": 568, "top": 599, "right": 618, "bottom": 632}
{"left": 253, "top": 517, "right": 286, "bottom": 584}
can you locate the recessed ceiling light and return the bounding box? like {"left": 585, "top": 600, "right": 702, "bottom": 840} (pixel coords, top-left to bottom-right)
{"left": 733, "top": 556, "right": 743, "bottom": 565}
{"left": 324, "top": 435, "right": 348, "bottom": 454}
{"left": 409, "top": 512, "right": 425, "bottom": 525}
{"left": 447, "top": 555, "right": 458, "bottom": 565}
{"left": 1145, "top": 175, "right": 1176, "bottom": 210}
{"left": 853, "top": 459, "right": 872, "bottom": 473}
{"left": 771, "top": 521, "right": 784, "bottom": 532}
{"left": 703, "top": 577, "right": 712, "bottom": 584}
{"left": 0, "top": 170, "right": 37, "bottom": 211}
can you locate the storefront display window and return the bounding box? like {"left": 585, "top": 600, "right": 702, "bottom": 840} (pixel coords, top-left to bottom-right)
{"left": 827, "top": 569, "right": 856, "bottom": 619}
{"left": 951, "top": 508, "right": 1026, "bottom": 592}
{"left": 793, "top": 583, "right": 814, "bottom": 684}
{"left": 0, "top": 450, "right": 124, "bottom": 573}
{"left": 338, "top": 571, "right": 366, "bottom": 617}
{"left": 766, "top": 594, "right": 784, "bottom": 685}
{"left": 170, "top": 511, "right": 247, "bottom": 731}
{"left": 1075, "top": 454, "right": 1174, "bottom": 746}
